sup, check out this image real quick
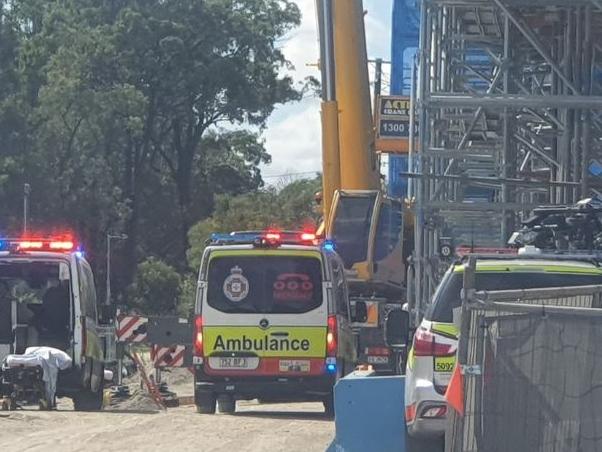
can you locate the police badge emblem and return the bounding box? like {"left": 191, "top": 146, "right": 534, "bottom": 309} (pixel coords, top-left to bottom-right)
{"left": 223, "top": 266, "right": 249, "bottom": 302}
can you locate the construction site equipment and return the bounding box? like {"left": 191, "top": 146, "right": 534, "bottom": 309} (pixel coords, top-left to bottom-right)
{"left": 509, "top": 197, "right": 602, "bottom": 251}
{"left": 409, "top": 0, "right": 602, "bottom": 321}
{"left": 316, "top": 0, "right": 407, "bottom": 295}
{"left": 316, "top": 0, "right": 410, "bottom": 376}
{"left": 447, "top": 256, "right": 602, "bottom": 451}
{"left": 327, "top": 371, "right": 407, "bottom": 452}
{"left": 131, "top": 352, "right": 165, "bottom": 410}
{"left": 114, "top": 314, "right": 192, "bottom": 382}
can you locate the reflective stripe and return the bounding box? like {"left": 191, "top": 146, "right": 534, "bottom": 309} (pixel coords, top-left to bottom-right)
{"left": 431, "top": 322, "right": 459, "bottom": 338}
{"left": 407, "top": 347, "right": 415, "bottom": 370}
{"left": 453, "top": 263, "right": 602, "bottom": 275}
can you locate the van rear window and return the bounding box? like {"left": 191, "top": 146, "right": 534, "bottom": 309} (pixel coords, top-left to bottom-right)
{"left": 427, "top": 271, "right": 602, "bottom": 323}
{"left": 206, "top": 256, "right": 323, "bottom": 314}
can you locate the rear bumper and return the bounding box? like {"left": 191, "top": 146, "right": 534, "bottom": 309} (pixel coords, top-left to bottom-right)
{"left": 405, "top": 374, "right": 447, "bottom": 438}
{"left": 194, "top": 367, "right": 335, "bottom": 401}
{"left": 407, "top": 400, "right": 447, "bottom": 438}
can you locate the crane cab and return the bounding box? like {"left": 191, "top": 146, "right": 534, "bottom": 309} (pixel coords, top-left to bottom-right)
{"left": 326, "top": 190, "right": 407, "bottom": 298}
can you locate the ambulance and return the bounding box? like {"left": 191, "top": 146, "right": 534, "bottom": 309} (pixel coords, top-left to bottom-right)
{"left": 0, "top": 236, "right": 106, "bottom": 410}
{"left": 192, "top": 231, "right": 357, "bottom": 415}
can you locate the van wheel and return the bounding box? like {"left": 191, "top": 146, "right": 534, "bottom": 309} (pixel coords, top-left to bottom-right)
{"left": 217, "top": 395, "right": 236, "bottom": 414}
{"left": 73, "top": 388, "right": 103, "bottom": 411}
{"left": 195, "top": 393, "right": 216, "bottom": 414}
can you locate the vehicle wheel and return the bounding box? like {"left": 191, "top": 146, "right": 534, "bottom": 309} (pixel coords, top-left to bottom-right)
{"left": 217, "top": 395, "right": 236, "bottom": 414}
{"left": 195, "top": 393, "right": 216, "bottom": 414}
{"left": 406, "top": 431, "right": 444, "bottom": 452}
{"left": 73, "top": 388, "right": 103, "bottom": 411}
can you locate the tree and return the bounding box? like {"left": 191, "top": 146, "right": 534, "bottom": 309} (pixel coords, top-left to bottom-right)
{"left": 0, "top": 0, "right": 305, "bottom": 298}
{"left": 187, "top": 176, "right": 321, "bottom": 270}
{"left": 111, "top": 0, "right": 302, "bottom": 263}
{"left": 127, "top": 257, "right": 181, "bottom": 314}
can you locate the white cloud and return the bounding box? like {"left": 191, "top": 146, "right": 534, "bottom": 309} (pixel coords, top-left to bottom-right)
{"left": 262, "top": 0, "right": 393, "bottom": 181}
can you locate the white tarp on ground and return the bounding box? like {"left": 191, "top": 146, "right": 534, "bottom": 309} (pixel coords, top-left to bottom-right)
{"left": 3, "top": 346, "right": 72, "bottom": 402}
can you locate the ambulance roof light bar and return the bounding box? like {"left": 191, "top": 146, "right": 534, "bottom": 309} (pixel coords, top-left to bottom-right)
{"left": 208, "top": 230, "right": 318, "bottom": 247}
{"left": 0, "top": 237, "right": 76, "bottom": 253}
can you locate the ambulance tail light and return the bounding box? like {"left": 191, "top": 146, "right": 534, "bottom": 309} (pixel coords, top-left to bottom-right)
{"left": 193, "top": 315, "right": 204, "bottom": 357}
{"left": 326, "top": 315, "right": 337, "bottom": 356}
{"left": 413, "top": 327, "right": 454, "bottom": 357}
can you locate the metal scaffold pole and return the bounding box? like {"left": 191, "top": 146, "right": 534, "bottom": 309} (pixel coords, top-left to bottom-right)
{"left": 410, "top": 0, "right": 602, "bottom": 312}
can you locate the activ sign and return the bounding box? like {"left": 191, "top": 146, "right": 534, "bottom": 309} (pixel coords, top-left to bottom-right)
{"left": 375, "top": 95, "right": 417, "bottom": 153}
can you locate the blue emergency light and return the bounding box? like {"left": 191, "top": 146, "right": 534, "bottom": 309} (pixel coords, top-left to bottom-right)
{"left": 322, "top": 240, "right": 336, "bottom": 252}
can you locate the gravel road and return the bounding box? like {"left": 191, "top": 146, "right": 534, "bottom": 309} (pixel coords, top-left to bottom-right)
{"left": 1, "top": 399, "right": 334, "bottom": 452}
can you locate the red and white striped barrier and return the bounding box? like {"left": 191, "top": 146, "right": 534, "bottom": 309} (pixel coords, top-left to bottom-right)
{"left": 151, "top": 345, "right": 186, "bottom": 368}
{"left": 116, "top": 315, "right": 148, "bottom": 343}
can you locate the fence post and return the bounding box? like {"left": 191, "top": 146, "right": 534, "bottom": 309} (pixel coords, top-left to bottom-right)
{"left": 447, "top": 256, "right": 477, "bottom": 450}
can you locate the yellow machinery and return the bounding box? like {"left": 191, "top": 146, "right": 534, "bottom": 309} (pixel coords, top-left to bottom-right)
{"left": 316, "top": 0, "right": 407, "bottom": 297}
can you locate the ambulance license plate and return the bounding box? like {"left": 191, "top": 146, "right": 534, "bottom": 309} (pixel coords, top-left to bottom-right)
{"left": 367, "top": 356, "right": 389, "bottom": 364}
{"left": 219, "top": 357, "right": 248, "bottom": 368}
{"left": 279, "top": 360, "right": 310, "bottom": 372}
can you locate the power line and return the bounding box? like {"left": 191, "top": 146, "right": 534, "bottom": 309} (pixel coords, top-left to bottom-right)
{"left": 261, "top": 170, "right": 320, "bottom": 179}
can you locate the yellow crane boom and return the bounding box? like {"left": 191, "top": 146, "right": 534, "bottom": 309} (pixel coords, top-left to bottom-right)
{"left": 316, "top": 0, "right": 407, "bottom": 297}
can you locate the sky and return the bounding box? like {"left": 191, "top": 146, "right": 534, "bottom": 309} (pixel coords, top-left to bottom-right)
{"left": 260, "top": 0, "right": 393, "bottom": 182}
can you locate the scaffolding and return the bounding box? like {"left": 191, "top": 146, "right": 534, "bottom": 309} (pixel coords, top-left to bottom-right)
{"left": 409, "top": 0, "right": 602, "bottom": 318}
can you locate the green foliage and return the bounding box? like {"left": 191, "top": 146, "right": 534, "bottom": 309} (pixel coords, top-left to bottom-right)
{"left": 127, "top": 257, "right": 181, "bottom": 315}
{"left": 0, "top": 0, "right": 304, "bottom": 297}
{"left": 187, "top": 176, "right": 321, "bottom": 270}
{"left": 177, "top": 275, "right": 197, "bottom": 318}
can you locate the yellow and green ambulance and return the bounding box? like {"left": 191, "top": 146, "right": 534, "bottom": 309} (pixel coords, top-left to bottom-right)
{"left": 192, "top": 231, "right": 357, "bottom": 415}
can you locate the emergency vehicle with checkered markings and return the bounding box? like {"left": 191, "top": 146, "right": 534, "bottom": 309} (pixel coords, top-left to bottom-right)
{"left": 0, "top": 237, "right": 106, "bottom": 410}
{"left": 192, "top": 231, "right": 358, "bottom": 415}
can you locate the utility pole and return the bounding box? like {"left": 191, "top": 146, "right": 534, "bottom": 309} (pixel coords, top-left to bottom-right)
{"left": 374, "top": 57, "right": 383, "bottom": 102}
{"left": 23, "top": 183, "right": 30, "bottom": 235}
{"left": 105, "top": 233, "right": 128, "bottom": 306}
{"left": 106, "top": 232, "right": 127, "bottom": 386}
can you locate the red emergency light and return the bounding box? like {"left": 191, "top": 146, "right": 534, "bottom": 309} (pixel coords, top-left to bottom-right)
{"left": 49, "top": 241, "right": 75, "bottom": 250}
{"left": 300, "top": 232, "right": 316, "bottom": 242}
{"left": 10, "top": 238, "right": 76, "bottom": 252}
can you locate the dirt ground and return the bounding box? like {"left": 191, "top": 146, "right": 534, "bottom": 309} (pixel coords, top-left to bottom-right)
{"left": 0, "top": 367, "right": 335, "bottom": 452}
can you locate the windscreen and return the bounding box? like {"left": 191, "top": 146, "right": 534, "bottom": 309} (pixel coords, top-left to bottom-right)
{"left": 207, "top": 256, "right": 323, "bottom": 314}
{"left": 427, "top": 271, "right": 602, "bottom": 323}
{"left": 331, "top": 194, "right": 377, "bottom": 268}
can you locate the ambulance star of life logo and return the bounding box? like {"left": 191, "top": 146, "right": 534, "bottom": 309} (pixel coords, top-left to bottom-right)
{"left": 223, "top": 266, "right": 249, "bottom": 303}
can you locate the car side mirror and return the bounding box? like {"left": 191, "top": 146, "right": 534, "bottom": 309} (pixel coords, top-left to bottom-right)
{"left": 384, "top": 309, "right": 410, "bottom": 348}
{"left": 353, "top": 301, "right": 368, "bottom": 323}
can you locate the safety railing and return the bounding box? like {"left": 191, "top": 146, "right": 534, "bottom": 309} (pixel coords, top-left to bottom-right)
{"left": 446, "top": 257, "right": 602, "bottom": 452}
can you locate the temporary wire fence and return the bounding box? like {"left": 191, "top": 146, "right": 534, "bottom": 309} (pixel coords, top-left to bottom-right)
{"left": 446, "top": 275, "right": 602, "bottom": 452}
